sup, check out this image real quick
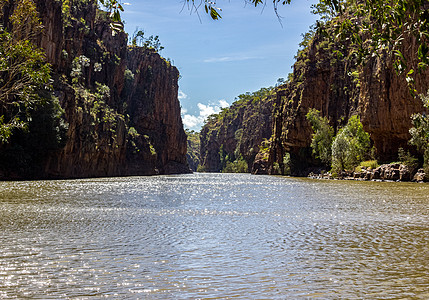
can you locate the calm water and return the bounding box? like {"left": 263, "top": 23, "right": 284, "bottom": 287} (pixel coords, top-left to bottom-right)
{"left": 1, "top": 173, "right": 429, "bottom": 299}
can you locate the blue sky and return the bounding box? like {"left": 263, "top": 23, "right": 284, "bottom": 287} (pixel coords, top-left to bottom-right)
{"left": 121, "top": 0, "right": 318, "bottom": 131}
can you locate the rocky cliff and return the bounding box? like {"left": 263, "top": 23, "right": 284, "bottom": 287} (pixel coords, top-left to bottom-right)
{"left": 199, "top": 14, "right": 429, "bottom": 176}
{"left": 265, "top": 21, "right": 429, "bottom": 176}
{"left": 0, "top": 0, "right": 189, "bottom": 179}
{"left": 199, "top": 88, "right": 275, "bottom": 172}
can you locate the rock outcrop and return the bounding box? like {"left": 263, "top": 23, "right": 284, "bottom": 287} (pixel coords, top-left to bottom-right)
{"left": 199, "top": 88, "right": 275, "bottom": 172}
{"left": 0, "top": 0, "right": 189, "bottom": 179}
{"left": 267, "top": 21, "right": 429, "bottom": 175}
{"left": 310, "top": 164, "right": 427, "bottom": 182}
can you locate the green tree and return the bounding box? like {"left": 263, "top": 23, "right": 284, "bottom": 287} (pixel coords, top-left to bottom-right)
{"left": 306, "top": 108, "right": 334, "bottom": 165}
{"left": 186, "top": 0, "right": 428, "bottom": 87}
{"left": 0, "top": 0, "right": 52, "bottom": 143}
{"left": 98, "top": 0, "right": 124, "bottom": 32}
{"left": 409, "top": 90, "right": 429, "bottom": 173}
{"left": 222, "top": 156, "right": 248, "bottom": 173}
{"left": 130, "top": 28, "right": 164, "bottom": 52}
{"left": 331, "top": 115, "right": 371, "bottom": 172}
{"left": 107, "top": 0, "right": 428, "bottom": 79}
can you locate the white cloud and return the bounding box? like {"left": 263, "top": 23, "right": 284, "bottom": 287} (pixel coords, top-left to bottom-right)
{"left": 197, "top": 103, "right": 218, "bottom": 119}
{"left": 182, "top": 114, "right": 201, "bottom": 129}
{"left": 219, "top": 99, "right": 229, "bottom": 108}
{"left": 178, "top": 90, "right": 187, "bottom": 101}
{"left": 182, "top": 100, "right": 230, "bottom": 131}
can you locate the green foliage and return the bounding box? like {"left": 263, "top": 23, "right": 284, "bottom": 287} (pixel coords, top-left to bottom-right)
{"left": 355, "top": 160, "right": 379, "bottom": 172}
{"left": 149, "top": 143, "right": 156, "bottom": 156}
{"left": 409, "top": 91, "right": 429, "bottom": 151}
{"left": 275, "top": 77, "right": 285, "bottom": 87}
{"left": 306, "top": 108, "right": 334, "bottom": 165}
{"left": 142, "top": 134, "right": 156, "bottom": 156}
{"left": 222, "top": 156, "right": 248, "bottom": 173}
{"left": 0, "top": 0, "right": 53, "bottom": 144}
{"left": 71, "top": 55, "right": 90, "bottom": 84}
{"left": 283, "top": 153, "right": 291, "bottom": 175}
{"left": 186, "top": 129, "right": 201, "bottom": 171}
{"left": 398, "top": 147, "right": 419, "bottom": 172}
{"left": 185, "top": 0, "right": 295, "bottom": 20}
{"left": 331, "top": 115, "right": 371, "bottom": 172}
{"left": 122, "top": 68, "right": 135, "bottom": 99}
{"left": 130, "top": 28, "right": 164, "bottom": 52}
{"left": 72, "top": 81, "right": 123, "bottom": 142}
{"left": 128, "top": 126, "right": 139, "bottom": 138}
{"left": 196, "top": 165, "right": 206, "bottom": 172}
{"left": 97, "top": 0, "right": 124, "bottom": 32}
{"left": 61, "top": 0, "right": 71, "bottom": 23}
{"left": 409, "top": 90, "right": 429, "bottom": 172}
{"left": 258, "top": 138, "right": 271, "bottom": 159}
{"left": 0, "top": 92, "right": 68, "bottom": 176}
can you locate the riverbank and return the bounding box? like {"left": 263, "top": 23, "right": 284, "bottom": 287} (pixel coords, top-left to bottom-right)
{"left": 308, "top": 163, "right": 428, "bottom": 183}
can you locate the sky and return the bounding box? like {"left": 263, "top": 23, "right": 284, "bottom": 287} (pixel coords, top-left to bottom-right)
{"left": 121, "top": 0, "right": 319, "bottom": 131}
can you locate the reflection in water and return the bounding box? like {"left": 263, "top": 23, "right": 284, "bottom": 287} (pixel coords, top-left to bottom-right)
{"left": 1, "top": 173, "right": 429, "bottom": 298}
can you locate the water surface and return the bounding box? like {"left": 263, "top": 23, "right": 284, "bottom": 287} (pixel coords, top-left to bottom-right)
{"left": 1, "top": 173, "right": 428, "bottom": 299}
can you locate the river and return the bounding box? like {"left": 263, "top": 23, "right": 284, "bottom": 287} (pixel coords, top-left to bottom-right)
{"left": 0, "top": 173, "right": 428, "bottom": 299}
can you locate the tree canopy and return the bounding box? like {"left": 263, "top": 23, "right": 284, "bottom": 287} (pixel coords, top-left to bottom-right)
{"left": 103, "top": 0, "right": 428, "bottom": 76}
{"left": 0, "top": 0, "right": 52, "bottom": 143}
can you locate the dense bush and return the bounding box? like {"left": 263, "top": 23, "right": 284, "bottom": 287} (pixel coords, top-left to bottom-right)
{"left": 307, "top": 110, "right": 371, "bottom": 173}
{"left": 409, "top": 90, "right": 429, "bottom": 174}
{"left": 331, "top": 115, "right": 371, "bottom": 172}
{"left": 306, "top": 108, "right": 334, "bottom": 165}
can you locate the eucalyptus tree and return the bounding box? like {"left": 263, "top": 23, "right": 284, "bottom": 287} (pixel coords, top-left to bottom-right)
{"left": 306, "top": 108, "right": 334, "bottom": 166}
{"left": 105, "top": 0, "right": 429, "bottom": 76}
{"left": 0, "top": 0, "right": 52, "bottom": 143}
{"left": 183, "top": 0, "right": 428, "bottom": 87}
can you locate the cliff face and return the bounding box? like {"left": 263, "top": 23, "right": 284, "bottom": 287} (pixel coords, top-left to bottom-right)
{"left": 199, "top": 88, "right": 275, "bottom": 172}
{"left": 267, "top": 27, "right": 429, "bottom": 175}
{"left": 199, "top": 19, "right": 428, "bottom": 176}
{"left": 0, "top": 0, "right": 189, "bottom": 179}
{"left": 358, "top": 46, "right": 429, "bottom": 159}
{"left": 124, "top": 48, "right": 188, "bottom": 175}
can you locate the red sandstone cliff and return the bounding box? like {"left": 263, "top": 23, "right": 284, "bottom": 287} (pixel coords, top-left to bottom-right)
{"left": 0, "top": 0, "right": 189, "bottom": 179}
{"left": 266, "top": 27, "right": 429, "bottom": 175}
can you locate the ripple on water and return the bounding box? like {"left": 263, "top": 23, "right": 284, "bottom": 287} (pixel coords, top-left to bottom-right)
{"left": 0, "top": 173, "right": 429, "bottom": 298}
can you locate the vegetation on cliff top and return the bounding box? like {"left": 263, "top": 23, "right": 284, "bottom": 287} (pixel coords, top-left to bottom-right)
{"left": 186, "top": 129, "right": 201, "bottom": 172}
{"left": 0, "top": 0, "right": 54, "bottom": 143}
{"left": 199, "top": 86, "right": 275, "bottom": 173}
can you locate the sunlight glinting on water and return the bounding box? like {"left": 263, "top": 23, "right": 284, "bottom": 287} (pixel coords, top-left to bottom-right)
{"left": 1, "top": 173, "right": 429, "bottom": 298}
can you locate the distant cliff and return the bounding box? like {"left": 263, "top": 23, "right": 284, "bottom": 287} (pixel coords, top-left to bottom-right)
{"left": 0, "top": 0, "right": 189, "bottom": 179}
{"left": 185, "top": 130, "right": 201, "bottom": 172}
{"left": 199, "top": 88, "right": 275, "bottom": 173}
